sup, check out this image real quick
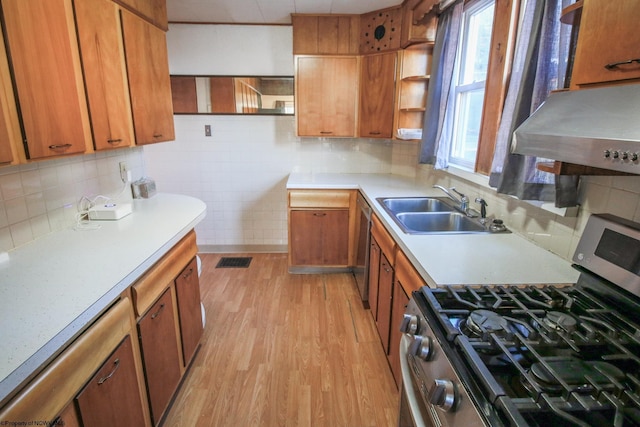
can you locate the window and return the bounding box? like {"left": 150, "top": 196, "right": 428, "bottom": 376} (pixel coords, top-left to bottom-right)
{"left": 448, "top": 0, "right": 495, "bottom": 170}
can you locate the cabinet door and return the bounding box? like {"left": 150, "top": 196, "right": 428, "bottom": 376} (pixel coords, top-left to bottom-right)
{"left": 360, "top": 52, "right": 396, "bottom": 138}
{"left": 388, "top": 280, "right": 409, "bottom": 389}
{"left": 115, "top": 0, "right": 168, "bottom": 30}
{"left": 121, "top": 9, "right": 175, "bottom": 145}
{"left": 572, "top": 0, "right": 640, "bottom": 86}
{"left": 74, "top": 0, "right": 134, "bottom": 151}
{"left": 376, "top": 253, "right": 394, "bottom": 354}
{"left": 296, "top": 56, "right": 358, "bottom": 137}
{"left": 175, "top": 257, "right": 203, "bottom": 366}
{"left": 1, "top": 0, "right": 90, "bottom": 159}
{"left": 76, "top": 335, "right": 146, "bottom": 427}
{"left": 0, "top": 24, "right": 16, "bottom": 165}
{"left": 138, "top": 288, "right": 182, "bottom": 423}
{"left": 290, "top": 209, "right": 350, "bottom": 266}
{"left": 56, "top": 402, "right": 81, "bottom": 427}
{"left": 367, "top": 236, "right": 381, "bottom": 320}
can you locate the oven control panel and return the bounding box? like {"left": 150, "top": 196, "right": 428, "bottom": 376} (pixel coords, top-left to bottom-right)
{"left": 401, "top": 298, "right": 488, "bottom": 427}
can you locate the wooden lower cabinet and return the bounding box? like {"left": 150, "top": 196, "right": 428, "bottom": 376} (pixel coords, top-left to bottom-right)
{"left": 76, "top": 335, "right": 147, "bottom": 426}
{"left": 175, "top": 257, "right": 204, "bottom": 365}
{"left": 138, "top": 288, "right": 182, "bottom": 424}
{"left": 388, "top": 281, "right": 409, "bottom": 388}
{"left": 376, "top": 253, "right": 394, "bottom": 354}
{"left": 289, "top": 209, "right": 350, "bottom": 266}
{"left": 367, "top": 236, "right": 381, "bottom": 319}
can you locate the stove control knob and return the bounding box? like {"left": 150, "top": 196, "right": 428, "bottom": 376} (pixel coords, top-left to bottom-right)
{"left": 409, "top": 335, "right": 432, "bottom": 361}
{"left": 612, "top": 150, "right": 620, "bottom": 159}
{"left": 428, "top": 379, "right": 457, "bottom": 412}
{"left": 400, "top": 314, "right": 419, "bottom": 335}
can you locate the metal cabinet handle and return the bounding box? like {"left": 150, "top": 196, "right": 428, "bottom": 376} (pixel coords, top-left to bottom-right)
{"left": 182, "top": 267, "right": 194, "bottom": 279}
{"left": 604, "top": 58, "right": 640, "bottom": 70}
{"left": 320, "top": 131, "right": 333, "bottom": 135}
{"left": 313, "top": 213, "right": 327, "bottom": 217}
{"left": 369, "top": 131, "right": 381, "bottom": 135}
{"left": 151, "top": 303, "right": 165, "bottom": 320}
{"left": 97, "top": 358, "right": 120, "bottom": 385}
{"left": 153, "top": 134, "right": 163, "bottom": 138}
{"left": 107, "top": 138, "right": 123, "bottom": 145}
{"left": 48, "top": 144, "right": 72, "bottom": 150}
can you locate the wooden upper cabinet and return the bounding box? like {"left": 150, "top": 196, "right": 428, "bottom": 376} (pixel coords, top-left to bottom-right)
{"left": 0, "top": 23, "right": 19, "bottom": 165}
{"left": 114, "top": 0, "right": 168, "bottom": 30}
{"left": 296, "top": 56, "right": 359, "bottom": 137}
{"left": 571, "top": 0, "right": 640, "bottom": 87}
{"left": 1, "top": 0, "right": 91, "bottom": 159}
{"left": 75, "top": 0, "right": 135, "bottom": 151}
{"left": 360, "top": 52, "right": 397, "bottom": 138}
{"left": 400, "top": 0, "right": 437, "bottom": 48}
{"left": 292, "top": 15, "right": 360, "bottom": 55}
{"left": 359, "top": 7, "right": 403, "bottom": 53}
{"left": 121, "top": 9, "right": 175, "bottom": 145}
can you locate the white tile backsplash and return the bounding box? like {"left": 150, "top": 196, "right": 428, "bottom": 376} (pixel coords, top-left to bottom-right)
{"left": 0, "top": 148, "right": 145, "bottom": 252}
{"left": 2, "top": 115, "right": 639, "bottom": 262}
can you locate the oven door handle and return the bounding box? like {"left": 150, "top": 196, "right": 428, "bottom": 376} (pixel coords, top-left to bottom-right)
{"left": 400, "top": 334, "right": 427, "bottom": 427}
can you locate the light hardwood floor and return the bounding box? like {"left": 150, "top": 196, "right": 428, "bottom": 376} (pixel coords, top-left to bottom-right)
{"left": 163, "top": 253, "right": 400, "bottom": 427}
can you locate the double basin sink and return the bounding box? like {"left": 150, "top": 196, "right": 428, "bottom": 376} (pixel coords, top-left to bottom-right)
{"left": 377, "top": 197, "right": 507, "bottom": 235}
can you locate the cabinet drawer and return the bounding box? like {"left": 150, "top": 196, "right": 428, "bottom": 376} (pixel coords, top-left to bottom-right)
{"left": 395, "top": 249, "right": 427, "bottom": 294}
{"left": 289, "top": 190, "right": 352, "bottom": 208}
{"left": 132, "top": 231, "right": 198, "bottom": 316}
{"left": 0, "top": 298, "right": 133, "bottom": 421}
{"left": 371, "top": 213, "right": 396, "bottom": 263}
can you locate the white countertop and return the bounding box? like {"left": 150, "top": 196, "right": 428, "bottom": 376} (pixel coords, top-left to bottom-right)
{"left": 287, "top": 173, "right": 579, "bottom": 287}
{"left": 0, "top": 193, "right": 206, "bottom": 405}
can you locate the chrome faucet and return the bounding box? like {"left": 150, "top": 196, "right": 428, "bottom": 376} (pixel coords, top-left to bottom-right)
{"left": 433, "top": 185, "right": 470, "bottom": 214}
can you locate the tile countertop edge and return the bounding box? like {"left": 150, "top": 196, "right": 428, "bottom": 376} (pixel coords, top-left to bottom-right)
{"left": 0, "top": 193, "right": 206, "bottom": 407}
{"left": 287, "top": 173, "right": 580, "bottom": 287}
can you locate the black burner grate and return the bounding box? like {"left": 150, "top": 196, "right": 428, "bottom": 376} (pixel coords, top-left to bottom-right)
{"left": 215, "top": 257, "right": 252, "bottom": 268}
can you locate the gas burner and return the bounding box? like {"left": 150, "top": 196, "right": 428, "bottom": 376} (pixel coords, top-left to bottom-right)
{"left": 542, "top": 311, "right": 578, "bottom": 333}
{"left": 466, "top": 309, "right": 510, "bottom": 338}
{"left": 524, "top": 359, "right": 625, "bottom": 395}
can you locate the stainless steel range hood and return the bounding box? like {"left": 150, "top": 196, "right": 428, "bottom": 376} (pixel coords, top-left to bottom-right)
{"left": 512, "top": 84, "right": 640, "bottom": 174}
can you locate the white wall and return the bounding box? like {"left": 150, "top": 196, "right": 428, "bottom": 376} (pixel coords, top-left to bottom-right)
{"left": 146, "top": 24, "right": 396, "bottom": 251}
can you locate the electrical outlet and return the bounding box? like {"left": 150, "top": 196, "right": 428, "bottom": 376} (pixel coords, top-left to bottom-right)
{"left": 205, "top": 125, "right": 212, "bottom": 137}
{"left": 119, "top": 161, "right": 129, "bottom": 182}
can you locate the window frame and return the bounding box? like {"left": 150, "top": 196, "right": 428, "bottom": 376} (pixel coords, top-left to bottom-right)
{"left": 474, "top": 0, "right": 521, "bottom": 175}
{"left": 448, "top": 0, "right": 496, "bottom": 170}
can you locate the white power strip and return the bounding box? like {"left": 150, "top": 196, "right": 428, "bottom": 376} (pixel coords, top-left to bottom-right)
{"left": 88, "top": 202, "right": 132, "bottom": 220}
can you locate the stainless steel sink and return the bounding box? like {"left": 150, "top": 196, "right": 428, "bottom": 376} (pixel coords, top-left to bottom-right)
{"left": 378, "top": 197, "right": 455, "bottom": 214}
{"left": 376, "top": 196, "right": 508, "bottom": 235}
{"left": 395, "top": 212, "right": 486, "bottom": 234}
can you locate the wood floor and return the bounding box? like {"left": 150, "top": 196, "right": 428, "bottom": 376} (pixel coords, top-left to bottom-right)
{"left": 163, "top": 253, "right": 400, "bottom": 427}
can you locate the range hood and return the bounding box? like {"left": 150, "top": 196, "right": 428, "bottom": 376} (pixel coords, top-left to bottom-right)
{"left": 512, "top": 84, "right": 640, "bottom": 174}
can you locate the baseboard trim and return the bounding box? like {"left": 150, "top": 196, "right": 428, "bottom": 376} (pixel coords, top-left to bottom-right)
{"left": 198, "top": 244, "right": 288, "bottom": 253}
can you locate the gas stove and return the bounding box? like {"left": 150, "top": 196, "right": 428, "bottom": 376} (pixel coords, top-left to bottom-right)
{"left": 400, "top": 214, "right": 640, "bottom": 427}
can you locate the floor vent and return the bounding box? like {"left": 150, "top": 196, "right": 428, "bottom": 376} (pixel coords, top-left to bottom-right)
{"left": 216, "top": 257, "right": 252, "bottom": 268}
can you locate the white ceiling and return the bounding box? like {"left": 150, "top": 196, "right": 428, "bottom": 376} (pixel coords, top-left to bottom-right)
{"left": 167, "top": 0, "right": 404, "bottom": 24}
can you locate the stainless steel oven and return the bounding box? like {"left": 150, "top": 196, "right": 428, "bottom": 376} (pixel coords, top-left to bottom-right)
{"left": 399, "top": 213, "right": 640, "bottom": 427}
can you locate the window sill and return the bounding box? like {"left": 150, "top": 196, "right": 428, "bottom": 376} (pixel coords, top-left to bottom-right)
{"left": 444, "top": 166, "right": 579, "bottom": 217}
